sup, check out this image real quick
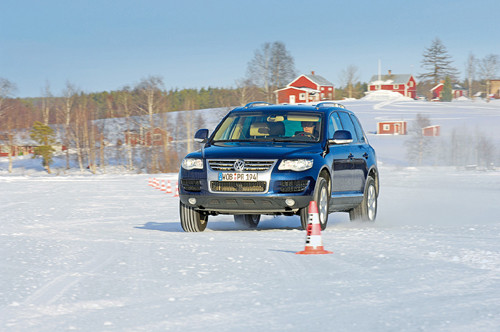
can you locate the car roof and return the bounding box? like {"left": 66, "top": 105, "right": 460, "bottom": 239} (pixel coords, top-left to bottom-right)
{"left": 231, "top": 102, "right": 353, "bottom": 116}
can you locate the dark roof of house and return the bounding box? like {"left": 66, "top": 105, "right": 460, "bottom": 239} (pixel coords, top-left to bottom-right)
{"left": 303, "top": 74, "right": 334, "bottom": 87}
{"left": 369, "top": 74, "right": 413, "bottom": 85}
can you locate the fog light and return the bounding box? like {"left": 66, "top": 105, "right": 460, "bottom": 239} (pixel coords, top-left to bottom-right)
{"left": 285, "top": 198, "right": 295, "bottom": 207}
{"left": 188, "top": 198, "right": 197, "bottom": 205}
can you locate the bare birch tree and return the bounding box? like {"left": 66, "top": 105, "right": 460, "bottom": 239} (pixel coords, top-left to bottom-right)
{"left": 465, "top": 53, "right": 476, "bottom": 98}
{"left": 135, "top": 76, "right": 165, "bottom": 173}
{"left": 405, "top": 114, "right": 433, "bottom": 166}
{"left": 0, "top": 78, "right": 18, "bottom": 173}
{"left": 340, "top": 65, "right": 359, "bottom": 99}
{"left": 247, "top": 41, "right": 296, "bottom": 103}
{"left": 235, "top": 78, "right": 257, "bottom": 106}
{"left": 117, "top": 87, "right": 135, "bottom": 170}
{"left": 41, "top": 81, "right": 52, "bottom": 125}
{"left": 59, "top": 81, "right": 78, "bottom": 169}
{"left": 478, "top": 54, "right": 499, "bottom": 98}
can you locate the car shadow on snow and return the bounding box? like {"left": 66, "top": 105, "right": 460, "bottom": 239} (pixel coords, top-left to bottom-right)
{"left": 135, "top": 215, "right": 348, "bottom": 233}
{"left": 135, "top": 222, "right": 183, "bottom": 232}
{"left": 134, "top": 220, "right": 301, "bottom": 233}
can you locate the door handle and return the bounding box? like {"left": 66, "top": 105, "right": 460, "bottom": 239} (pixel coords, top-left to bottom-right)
{"left": 363, "top": 152, "right": 369, "bottom": 159}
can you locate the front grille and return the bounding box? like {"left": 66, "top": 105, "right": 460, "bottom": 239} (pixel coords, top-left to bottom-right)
{"left": 181, "top": 179, "right": 201, "bottom": 192}
{"left": 210, "top": 181, "right": 267, "bottom": 192}
{"left": 208, "top": 160, "right": 275, "bottom": 172}
{"left": 278, "top": 180, "right": 309, "bottom": 193}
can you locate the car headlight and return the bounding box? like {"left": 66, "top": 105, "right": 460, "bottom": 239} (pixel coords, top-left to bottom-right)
{"left": 278, "top": 159, "right": 313, "bottom": 171}
{"left": 182, "top": 158, "right": 203, "bottom": 170}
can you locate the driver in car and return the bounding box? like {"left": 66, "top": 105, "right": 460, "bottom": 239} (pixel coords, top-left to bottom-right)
{"left": 295, "top": 121, "right": 318, "bottom": 138}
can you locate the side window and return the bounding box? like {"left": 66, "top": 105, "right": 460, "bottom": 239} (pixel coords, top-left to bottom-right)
{"left": 328, "top": 112, "right": 342, "bottom": 139}
{"left": 349, "top": 114, "right": 367, "bottom": 143}
{"left": 338, "top": 112, "right": 357, "bottom": 143}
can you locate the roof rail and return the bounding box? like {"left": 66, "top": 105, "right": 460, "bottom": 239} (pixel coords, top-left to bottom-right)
{"left": 315, "top": 102, "right": 345, "bottom": 109}
{"left": 244, "top": 101, "right": 273, "bottom": 109}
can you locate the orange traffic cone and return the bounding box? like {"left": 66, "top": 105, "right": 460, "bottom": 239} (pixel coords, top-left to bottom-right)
{"left": 160, "top": 180, "right": 166, "bottom": 192}
{"left": 148, "top": 178, "right": 153, "bottom": 186}
{"left": 166, "top": 180, "right": 172, "bottom": 194}
{"left": 173, "top": 181, "right": 179, "bottom": 197}
{"left": 296, "top": 201, "right": 333, "bottom": 255}
{"left": 154, "top": 178, "right": 160, "bottom": 189}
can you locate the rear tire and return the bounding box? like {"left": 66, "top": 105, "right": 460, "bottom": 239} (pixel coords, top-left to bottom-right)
{"left": 349, "top": 177, "right": 377, "bottom": 222}
{"left": 234, "top": 214, "right": 260, "bottom": 229}
{"left": 180, "top": 202, "right": 208, "bottom": 232}
{"left": 300, "top": 177, "right": 329, "bottom": 230}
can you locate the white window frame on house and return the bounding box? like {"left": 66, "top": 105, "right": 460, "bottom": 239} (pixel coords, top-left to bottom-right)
{"left": 383, "top": 124, "right": 390, "bottom": 131}
{"left": 393, "top": 84, "right": 399, "bottom": 89}
{"left": 299, "top": 93, "right": 306, "bottom": 100}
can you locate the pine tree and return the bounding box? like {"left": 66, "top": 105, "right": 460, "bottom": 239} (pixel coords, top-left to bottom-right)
{"left": 419, "top": 38, "right": 459, "bottom": 84}
{"left": 441, "top": 76, "right": 453, "bottom": 102}
{"left": 30, "top": 121, "right": 57, "bottom": 173}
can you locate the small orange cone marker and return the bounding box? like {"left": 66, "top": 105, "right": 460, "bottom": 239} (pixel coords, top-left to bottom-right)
{"left": 166, "top": 180, "right": 172, "bottom": 194}
{"left": 148, "top": 178, "right": 153, "bottom": 186}
{"left": 296, "top": 201, "right": 333, "bottom": 255}
{"left": 173, "top": 181, "right": 179, "bottom": 197}
{"left": 160, "top": 180, "right": 166, "bottom": 192}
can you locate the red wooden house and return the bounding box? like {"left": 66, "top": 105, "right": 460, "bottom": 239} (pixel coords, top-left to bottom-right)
{"left": 368, "top": 71, "right": 417, "bottom": 99}
{"left": 124, "top": 127, "right": 168, "bottom": 146}
{"left": 377, "top": 121, "right": 407, "bottom": 135}
{"left": 0, "top": 145, "right": 34, "bottom": 157}
{"left": 275, "top": 71, "right": 334, "bottom": 104}
{"left": 0, "top": 133, "right": 35, "bottom": 157}
{"left": 431, "top": 82, "right": 466, "bottom": 100}
{"left": 422, "top": 125, "right": 440, "bottom": 137}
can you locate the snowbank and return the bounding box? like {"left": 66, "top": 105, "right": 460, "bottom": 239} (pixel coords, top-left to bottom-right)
{"left": 362, "top": 90, "right": 414, "bottom": 101}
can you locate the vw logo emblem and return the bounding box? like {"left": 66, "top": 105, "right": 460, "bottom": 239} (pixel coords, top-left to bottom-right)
{"left": 233, "top": 160, "right": 245, "bottom": 172}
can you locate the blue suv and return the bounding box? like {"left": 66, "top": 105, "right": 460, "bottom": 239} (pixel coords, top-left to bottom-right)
{"left": 178, "top": 102, "right": 379, "bottom": 232}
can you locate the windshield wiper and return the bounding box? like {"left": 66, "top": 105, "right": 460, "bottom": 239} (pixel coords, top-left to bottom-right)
{"left": 270, "top": 138, "right": 298, "bottom": 142}
{"left": 212, "top": 139, "right": 253, "bottom": 143}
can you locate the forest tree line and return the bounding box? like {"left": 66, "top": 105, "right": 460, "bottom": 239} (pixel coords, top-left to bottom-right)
{"left": 1, "top": 39, "right": 499, "bottom": 173}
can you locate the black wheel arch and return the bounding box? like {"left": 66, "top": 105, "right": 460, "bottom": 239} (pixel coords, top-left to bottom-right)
{"left": 367, "top": 166, "right": 379, "bottom": 196}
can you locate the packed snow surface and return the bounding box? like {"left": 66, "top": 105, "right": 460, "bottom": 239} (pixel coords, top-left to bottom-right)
{"left": 1, "top": 98, "right": 500, "bottom": 331}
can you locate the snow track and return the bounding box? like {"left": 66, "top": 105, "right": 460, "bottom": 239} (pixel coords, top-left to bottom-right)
{"left": 1, "top": 168, "right": 500, "bottom": 331}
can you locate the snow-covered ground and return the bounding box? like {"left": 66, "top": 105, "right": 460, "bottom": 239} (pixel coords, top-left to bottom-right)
{"left": 1, "top": 97, "right": 500, "bottom": 331}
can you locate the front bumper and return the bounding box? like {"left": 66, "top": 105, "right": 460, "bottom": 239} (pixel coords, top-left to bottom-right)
{"left": 179, "top": 157, "right": 321, "bottom": 214}
{"left": 179, "top": 193, "right": 313, "bottom": 214}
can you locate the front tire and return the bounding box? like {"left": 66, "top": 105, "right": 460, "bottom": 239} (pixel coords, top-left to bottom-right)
{"left": 180, "top": 202, "right": 208, "bottom": 232}
{"left": 234, "top": 214, "right": 260, "bottom": 229}
{"left": 300, "top": 177, "right": 329, "bottom": 230}
{"left": 349, "top": 176, "right": 377, "bottom": 222}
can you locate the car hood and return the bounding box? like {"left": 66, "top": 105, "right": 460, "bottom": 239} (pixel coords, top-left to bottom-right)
{"left": 201, "top": 142, "right": 323, "bottom": 159}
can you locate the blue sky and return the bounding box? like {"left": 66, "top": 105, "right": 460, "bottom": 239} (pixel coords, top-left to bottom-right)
{"left": 1, "top": 0, "right": 499, "bottom": 98}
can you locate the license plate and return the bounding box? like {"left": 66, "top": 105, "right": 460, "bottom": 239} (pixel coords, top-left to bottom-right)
{"left": 218, "top": 172, "right": 258, "bottom": 182}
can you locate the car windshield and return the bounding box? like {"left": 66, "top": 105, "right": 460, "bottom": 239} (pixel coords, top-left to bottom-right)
{"left": 212, "top": 111, "right": 322, "bottom": 143}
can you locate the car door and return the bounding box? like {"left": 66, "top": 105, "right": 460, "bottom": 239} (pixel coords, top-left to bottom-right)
{"left": 349, "top": 114, "right": 370, "bottom": 192}
{"left": 338, "top": 112, "right": 368, "bottom": 194}
{"left": 327, "top": 112, "right": 353, "bottom": 194}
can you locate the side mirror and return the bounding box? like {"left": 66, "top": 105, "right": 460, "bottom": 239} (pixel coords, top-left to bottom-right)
{"left": 329, "top": 130, "right": 353, "bottom": 145}
{"left": 194, "top": 129, "right": 209, "bottom": 143}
